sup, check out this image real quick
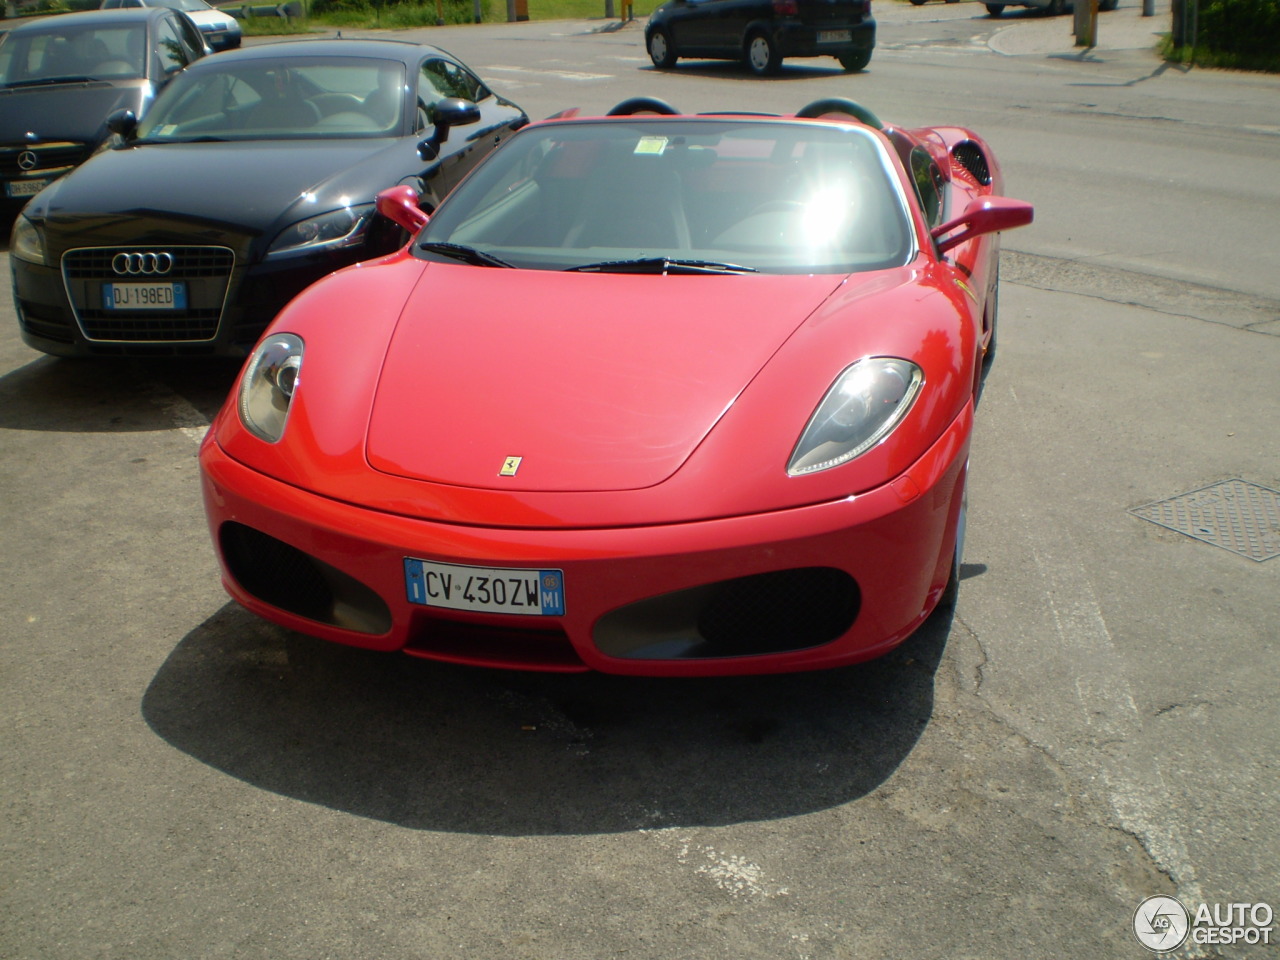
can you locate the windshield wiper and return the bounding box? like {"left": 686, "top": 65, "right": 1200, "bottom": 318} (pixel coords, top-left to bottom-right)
{"left": 418, "top": 241, "right": 516, "bottom": 268}
{"left": 5, "top": 76, "right": 98, "bottom": 88}
{"left": 132, "top": 135, "right": 231, "bottom": 145}
{"left": 565, "top": 257, "right": 758, "bottom": 275}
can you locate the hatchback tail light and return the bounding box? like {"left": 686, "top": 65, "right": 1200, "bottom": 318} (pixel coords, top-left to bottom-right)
{"left": 773, "top": 0, "right": 799, "bottom": 15}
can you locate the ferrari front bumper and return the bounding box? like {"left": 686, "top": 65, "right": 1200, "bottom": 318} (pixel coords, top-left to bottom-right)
{"left": 199, "top": 403, "right": 970, "bottom": 677}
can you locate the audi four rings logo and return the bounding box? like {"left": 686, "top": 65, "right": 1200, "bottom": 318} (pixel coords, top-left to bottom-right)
{"left": 17, "top": 151, "right": 38, "bottom": 171}
{"left": 112, "top": 252, "right": 175, "bottom": 276}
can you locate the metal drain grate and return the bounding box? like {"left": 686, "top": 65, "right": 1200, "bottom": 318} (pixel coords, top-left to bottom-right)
{"left": 1130, "top": 479, "right": 1280, "bottom": 562}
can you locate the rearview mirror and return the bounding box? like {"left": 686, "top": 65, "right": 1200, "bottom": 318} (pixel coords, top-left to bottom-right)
{"left": 376, "top": 185, "right": 430, "bottom": 233}
{"left": 931, "top": 196, "right": 1034, "bottom": 255}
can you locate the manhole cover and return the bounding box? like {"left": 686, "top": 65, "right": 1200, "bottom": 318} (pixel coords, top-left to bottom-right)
{"left": 1130, "top": 479, "right": 1280, "bottom": 562}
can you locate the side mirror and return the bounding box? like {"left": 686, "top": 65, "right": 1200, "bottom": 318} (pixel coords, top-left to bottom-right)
{"left": 416, "top": 97, "right": 481, "bottom": 161}
{"left": 105, "top": 108, "right": 138, "bottom": 139}
{"left": 376, "top": 185, "right": 430, "bottom": 233}
{"left": 931, "top": 196, "right": 1033, "bottom": 255}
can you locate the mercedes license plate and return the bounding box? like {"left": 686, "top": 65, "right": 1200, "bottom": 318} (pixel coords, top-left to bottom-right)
{"left": 404, "top": 559, "right": 565, "bottom": 616}
{"left": 818, "top": 29, "right": 852, "bottom": 42}
{"left": 6, "top": 179, "right": 50, "bottom": 198}
{"left": 103, "top": 282, "right": 188, "bottom": 311}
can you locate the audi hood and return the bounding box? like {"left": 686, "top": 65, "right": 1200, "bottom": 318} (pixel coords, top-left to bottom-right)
{"left": 26, "top": 137, "right": 411, "bottom": 257}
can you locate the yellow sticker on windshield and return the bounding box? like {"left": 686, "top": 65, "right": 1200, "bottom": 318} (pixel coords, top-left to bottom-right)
{"left": 634, "top": 136, "right": 668, "bottom": 156}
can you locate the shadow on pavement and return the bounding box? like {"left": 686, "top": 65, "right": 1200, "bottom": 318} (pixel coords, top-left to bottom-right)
{"left": 0, "top": 354, "right": 240, "bottom": 433}
{"left": 142, "top": 600, "right": 956, "bottom": 835}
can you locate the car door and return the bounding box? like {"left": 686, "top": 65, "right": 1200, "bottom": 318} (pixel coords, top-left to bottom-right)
{"left": 669, "top": 0, "right": 739, "bottom": 54}
{"left": 414, "top": 55, "right": 522, "bottom": 201}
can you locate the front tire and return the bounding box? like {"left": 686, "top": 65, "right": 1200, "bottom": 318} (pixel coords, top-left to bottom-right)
{"left": 940, "top": 472, "right": 968, "bottom": 610}
{"left": 985, "top": 3, "right": 1005, "bottom": 13}
{"left": 745, "top": 30, "right": 782, "bottom": 76}
{"left": 647, "top": 27, "right": 678, "bottom": 68}
{"left": 837, "top": 49, "right": 871, "bottom": 71}
{"left": 982, "top": 264, "right": 999, "bottom": 369}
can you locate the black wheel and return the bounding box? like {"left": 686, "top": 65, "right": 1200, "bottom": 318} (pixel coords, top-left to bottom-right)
{"left": 647, "top": 27, "right": 677, "bottom": 69}
{"left": 1046, "top": 0, "right": 1065, "bottom": 14}
{"left": 909, "top": 0, "right": 927, "bottom": 5}
{"left": 1098, "top": 0, "right": 1117, "bottom": 9}
{"left": 982, "top": 265, "right": 999, "bottom": 369}
{"left": 985, "top": 3, "right": 1004, "bottom": 14}
{"left": 837, "top": 49, "right": 872, "bottom": 72}
{"left": 939, "top": 474, "right": 968, "bottom": 610}
{"left": 745, "top": 31, "right": 781, "bottom": 76}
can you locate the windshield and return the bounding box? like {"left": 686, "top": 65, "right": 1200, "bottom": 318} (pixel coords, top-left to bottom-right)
{"left": 0, "top": 23, "right": 146, "bottom": 85}
{"left": 153, "top": 0, "right": 214, "bottom": 11}
{"left": 417, "top": 118, "right": 914, "bottom": 275}
{"left": 135, "top": 57, "right": 407, "bottom": 141}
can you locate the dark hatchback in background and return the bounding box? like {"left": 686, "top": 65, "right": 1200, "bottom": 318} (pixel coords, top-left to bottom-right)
{"left": 0, "top": 7, "right": 207, "bottom": 205}
{"left": 10, "top": 38, "right": 527, "bottom": 358}
{"left": 645, "top": 0, "right": 875, "bottom": 76}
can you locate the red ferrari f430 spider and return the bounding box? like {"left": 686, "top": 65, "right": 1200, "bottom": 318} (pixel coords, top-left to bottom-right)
{"left": 200, "top": 96, "right": 1032, "bottom": 676}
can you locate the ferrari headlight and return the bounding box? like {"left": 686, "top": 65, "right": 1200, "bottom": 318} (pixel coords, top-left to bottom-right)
{"left": 239, "top": 333, "right": 304, "bottom": 443}
{"left": 12, "top": 215, "right": 47, "bottom": 265}
{"left": 787, "top": 357, "right": 923, "bottom": 476}
{"left": 266, "top": 204, "right": 374, "bottom": 259}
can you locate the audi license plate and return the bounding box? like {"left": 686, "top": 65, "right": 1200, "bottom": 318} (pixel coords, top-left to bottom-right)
{"left": 102, "top": 282, "right": 187, "bottom": 311}
{"left": 6, "top": 179, "right": 50, "bottom": 198}
{"left": 818, "top": 29, "right": 852, "bottom": 42}
{"left": 404, "top": 559, "right": 565, "bottom": 616}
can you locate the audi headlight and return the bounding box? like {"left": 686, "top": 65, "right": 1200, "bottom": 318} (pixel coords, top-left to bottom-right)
{"left": 787, "top": 358, "right": 923, "bottom": 476}
{"left": 12, "top": 215, "right": 46, "bottom": 265}
{"left": 239, "top": 333, "right": 304, "bottom": 443}
{"left": 266, "top": 204, "right": 374, "bottom": 259}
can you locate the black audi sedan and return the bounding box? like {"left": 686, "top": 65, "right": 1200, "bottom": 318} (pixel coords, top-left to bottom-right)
{"left": 645, "top": 0, "right": 875, "bottom": 76}
{"left": 0, "top": 7, "right": 208, "bottom": 205}
{"left": 11, "top": 38, "right": 527, "bottom": 358}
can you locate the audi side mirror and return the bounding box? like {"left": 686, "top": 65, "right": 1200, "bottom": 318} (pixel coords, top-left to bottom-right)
{"left": 417, "top": 97, "right": 481, "bottom": 161}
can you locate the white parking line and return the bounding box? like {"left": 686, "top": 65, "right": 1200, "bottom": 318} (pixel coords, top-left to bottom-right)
{"left": 481, "top": 64, "right": 613, "bottom": 81}
{"left": 1030, "top": 535, "right": 1207, "bottom": 921}
{"left": 141, "top": 381, "right": 210, "bottom": 444}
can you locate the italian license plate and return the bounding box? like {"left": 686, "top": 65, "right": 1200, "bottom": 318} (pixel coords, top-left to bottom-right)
{"left": 404, "top": 559, "right": 565, "bottom": 616}
{"left": 102, "top": 282, "right": 187, "bottom": 311}
{"left": 6, "top": 179, "right": 50, "bottom": 198}
{"left": 818, "top": 29, "right": 852, "bottom": 42}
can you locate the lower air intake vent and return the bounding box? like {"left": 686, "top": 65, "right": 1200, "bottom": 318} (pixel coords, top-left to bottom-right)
{"left": 594, "top": 567, "right": 860, "bottom": 660}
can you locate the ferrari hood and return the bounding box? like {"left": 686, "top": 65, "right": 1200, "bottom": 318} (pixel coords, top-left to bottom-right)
{"left": 365, "top": 268, "right": 846, "bottom": 493}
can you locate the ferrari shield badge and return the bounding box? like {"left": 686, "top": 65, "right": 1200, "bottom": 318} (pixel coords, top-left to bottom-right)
{"left": 500, "top": 456, "right": 522, "bottom": 477}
